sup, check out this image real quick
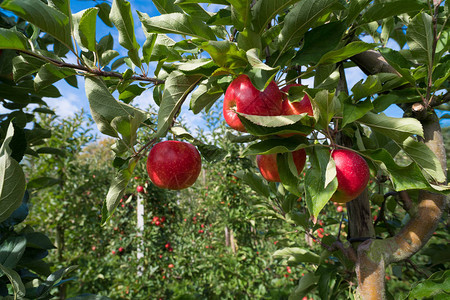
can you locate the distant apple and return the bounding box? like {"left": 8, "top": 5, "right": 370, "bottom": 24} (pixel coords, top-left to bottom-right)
{"left": 118, "top": 247, "right": 124, "bottom": 253}
{"left": 337, "top": 205, "right": 343, "bottom": 212}
{"left": 256, "top": 149, "right": 307, "bottom": 182}
{"left": 147, "top": 141, "right": 202, "bottom": 190}
{"left": 223, "top": 74, "right": 283, "bottom": 132}
{"left": 331, "top": 149, "right": 370, "bottom": 203}
{"left": 136, "top": 185, "right": 144, "bottom": 193}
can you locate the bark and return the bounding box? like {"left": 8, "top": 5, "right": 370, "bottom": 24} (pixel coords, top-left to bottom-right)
{"left": 349, "top": 50, "right": 448, "bottom": 299}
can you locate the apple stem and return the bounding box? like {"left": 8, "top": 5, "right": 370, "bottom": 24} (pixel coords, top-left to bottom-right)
{"left": 134, "top": 138, "right": 158, "bottom": 159}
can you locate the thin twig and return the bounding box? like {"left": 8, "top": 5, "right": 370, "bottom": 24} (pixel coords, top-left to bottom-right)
{"left": 18, "top": 50, "right": 164, "bottom": 85}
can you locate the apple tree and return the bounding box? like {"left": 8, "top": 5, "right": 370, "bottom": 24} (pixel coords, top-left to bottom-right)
{"left": 0, "top": 0, "right": 449, "bottom": 299}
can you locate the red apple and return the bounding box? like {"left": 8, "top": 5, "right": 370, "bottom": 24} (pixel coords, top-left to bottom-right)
{"left": 223, "top": 74, "right": 283, "bottom": 132}
{"left": 146, "top": 141, "right": 202, "bottom": 190}
{"left": 280, "top": 84, "right": 313, "bottom": 117}
{"left": 256, "top": 149, "right": 307, "bottom": 182}
{"left": 136, "top": 185, "right": 144, "bottom": 193}
{"left": 118, "top": 247, "right": 124, "bottom": 252}
{"left": 337, "top": 205, "right": 343, "bottom": 212}
{"left": 331, "top": 149, "right": 370, "bottom": 203}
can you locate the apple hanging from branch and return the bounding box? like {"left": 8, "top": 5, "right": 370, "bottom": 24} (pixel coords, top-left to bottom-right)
{"left": 280, "top": 83, "right": 313, "bottom": 117}
{"left": 256, "top": 149, "right": 307, "bottom": 182}
{"left": 223, "top": 74, "right": 283, "bottom": 132}
{"left": 331, "top": 149, "right": 370, "bottom": 203}
{"left": 146, "top": 141, "right": 202, "bottom": 190}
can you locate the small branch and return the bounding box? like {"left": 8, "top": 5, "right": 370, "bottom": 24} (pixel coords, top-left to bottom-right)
{"left": 331, "top": 240, "right": 357, "bottom": 263}
{"left": 398, "top": 191, "right": 413, "bottom": 213}
{"left": 18, "top": 50, "right": 164, "bottom": 85}
{"left": 405, "top": 258, "right": 430, "bottom": 277}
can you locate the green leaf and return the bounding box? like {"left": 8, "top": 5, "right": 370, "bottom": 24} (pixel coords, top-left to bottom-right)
{"left": 36, "top": 266, "right": 78, "bottom": 298}
{"left": 153, "top": 0, "right": 184, "bottom": 14}
{"left": 1, "top": 0, "right": 73, "bottom": 50}
{"left": 85, "top": 77, "right": 147, "bottom": 138}
{"left": 73, "top": 8, "right": 99, "bottom": 52}
{"left": 178, "top": 2, "right": 212, "bottom": 22}
{"left": 363, "top": 148, "right": 429, "bottom": 191}
{"left": 102, "top": 157, "right": 138, "bottom": 224}
{"left": 275, "top": 0, "right": 341, "bottom": 64}
{"left": 347, "top": 0, "right": 371, "bottom": 23}
{"left": 142, "top": 33, "right": 157, "bottom": 64}
{"left": 401, "top": 137, "right": 446, "bottom": 184}
{"left": 251, "top": 0, "right": 301, "bottom": 35}
{"left": 234, "top": 171, "right": 270, "bottom": 198}
{"left": 245, "top": 136, "right": 309, "bottom": 155}
{"left": 0, "top": 123, "right": 26, "bottom": 223}
{"left": 25, "top": 232, "right": 55, "bottom": 250}
{"left": 190, "top": 78, "right": 223, "bottom": 114}
{"left": 351, "top": 75, "right": 382, "bottom": 101}
{"left": 292, "top": 21, "right": 347, "bottom": 65}
{"left": 200, "top": 40, "right": 247, "bottom": 70}
{"left": 28, "top": 177, "right": 62, "bottom": 189}
{"left": 12, "top": 54, "right": 46, "bottom": 82}
{"left": 138, "top": 11, "right": 217, "bottom": 41}
{"left": 156, "top": 71, "right": 202, "bottom": 137}
{"left": 407, "top": 12, "right": 434, "bottom": 67}
{"left": 362, "top": 0, "right": 427, "bottom": 23}
{"left": 238, "top": 114, "right": 314, "bottom": 136}
{"left": 35, "top": 147, "right": 66, "bottom": 157}
{"left": 318, "top": 42, "right": 377, "bottom": 65}
{"left": 34, "top": 63, "right": 77, "bottom": 91}
{"left": 96, "top": 2, "right": 113, "bottom": 27}
{"left": 0, "top": 28, "right": 29, "bottom": 50}
{"left": 372, "top": 89, "right": 422, "bottom": 113}
{"left": 227, "top": 0, "right": 251, "bottom": 30}
{"left": 408, "top": 270, "right": 450, "bottom": 299}
{"left": 147, "top": 34, "right": 182, "bottom": 62}
{"left": 0, "top": 236, "right": 27, "bottom": 269}
{"left": 378, "top": 47, "right": 416, "bottom": 84}
{"left": 342, "top": 97, "right": 373, "bottom": 128}
{"left": 311, "top": 90, "right": 337, "bottom": 130}
{"left": 0, "top": 264, "right": 25, "bottom": 298}
{"left": 194, "top": 143, "right": 227, "bottom": 163}
{"left": 273, "top": 247, "right": 320, "bottom": 264}
{"left": 110, "top": 0, "right": 141, "bottom": 67}
{"left": 304, "top": 146, "right": 338, "bottom": 218}
{"left": 357, "top": 112, "right": 423, "bottom": 142}
{"left": 277, "top": 153, "right": 301, "bottom": 196}
{"left": 289, "top": 272, "right": 319, "bottom": 300}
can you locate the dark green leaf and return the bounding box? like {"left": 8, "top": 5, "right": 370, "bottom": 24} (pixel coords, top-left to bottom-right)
{"left": 0, "top": 123, "right": 26, "bottom": 223}
{"left": 138, "top": 11, "right": 217, "bottom": 41}
{"left": 73, "top": 8, "right": 99, "bottom": 52}
{"left": 251, "top": 0, "right": 301, "bottom": 35}
{"left": 275, "top": 0, "right": 341, "bottom": 65}
{"left": 407, "top": 12, "right": 434, "bottom": 67}
{"left": 304, "top": 146, "right": 338, "bottom": 218}
{"left": 195, "top": 143, "right": 227, "bottom": 163}
{"left": 245, "top": 136, "right": 309, "bottom": 155}
{"left": 318, "top": 42, "right": 377, "bottom": 65}
{"left": 0, "top": 264, "right": 25, "bottom": 298}
{"left": 12, "top": 54, "right": 46, "bottom": 82}
{"left": 357, "top": 112, "right": 423, "bottom": 142}
{"left": 292, "top": 21, "right": 347, "bottom": 65}
{"left": 289, "top": 272, "right": 319, "bottom": 300}
{"left": 0, "top": 28, "right": 29, "bottom": 50}
{"left": 96, "top": 2, "right": 113, "bottom": 27}
{"left": 27, "top": 177, "right": 62, "bottom": 189}
{"left": 153, "top": 0, "right": 184, "bottom": 14}
{"left": 156, "top": 71, "right": 202, "bottom": 137}
{"left": 0, "top": 236, "right": 27, "bottom": 269}
{"left": 342, "top": 97, "right": 373, "bottom": 128}
{"left": 102, "top": 158, "right": 138, "bottom": 224}
{"left": 1, "top": 0, "right": 73, "bottom": 49}
{"left": 227, "top": 0, "right": 251, "bottom": 30}
{"left": 110, "top": 0, "right": 141, "bottom": 67}
{"left": 351, "top": 75, "right": 382, "bottom": 101}
{"left": 190, "top": 78, "right": 223, "bottom": 114}
{"left": 200, "top": 40, "right": 247, "bottom": 70}
{"left": 25, "top": 232, "right": 56, "bottom": 250}
{"left": 34, "top": 63, "right": 76, "bottom": 91}
{"left": 234, "top": 171, "right": 270, "bottom": 198}
{"left": 408, "top": 270, "right": 450, "bottom": 299}
{"left": 362, "top": 0, "right": 427, "bottom": 23}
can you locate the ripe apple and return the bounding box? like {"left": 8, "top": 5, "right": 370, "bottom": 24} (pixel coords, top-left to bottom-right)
{"left": 136, "top": 185, "right": 144, "bottom": 193}
{"left": 223, "top": 74, "right": 283, "bottom": 132}
{"left": 256, "top": 149, "right": 307, "bottom": 182}
{"left": 280, "top": 84, "right": 313, "bottom": 117}
{"left": 331, "top": 149, "right": 370, "bottom": 203}
{"left": 336, "top": 205, "right": 343, "bottom": 212}
{"left": 146, "top": 141, "right": 202, "bottom": 190}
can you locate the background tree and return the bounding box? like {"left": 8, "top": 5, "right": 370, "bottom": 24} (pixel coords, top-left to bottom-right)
{"left": 0, "top": 0, "right": 449, "bottom": 299}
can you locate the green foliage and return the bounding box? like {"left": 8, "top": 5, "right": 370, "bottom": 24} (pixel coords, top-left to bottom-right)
{"left": 0, "top": 0, "right": 449, "bottom": 298}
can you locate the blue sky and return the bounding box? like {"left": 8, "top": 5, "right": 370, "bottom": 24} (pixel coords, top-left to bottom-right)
{"left": 1, "top": 0, "right": 447, "bottom": 135}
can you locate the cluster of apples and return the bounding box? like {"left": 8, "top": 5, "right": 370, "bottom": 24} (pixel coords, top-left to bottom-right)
{"left": 223, "top": 75, "right": 369, "bottom": 204}
{"left": 144, "top": 74, "right": 369, "bottom": 204}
